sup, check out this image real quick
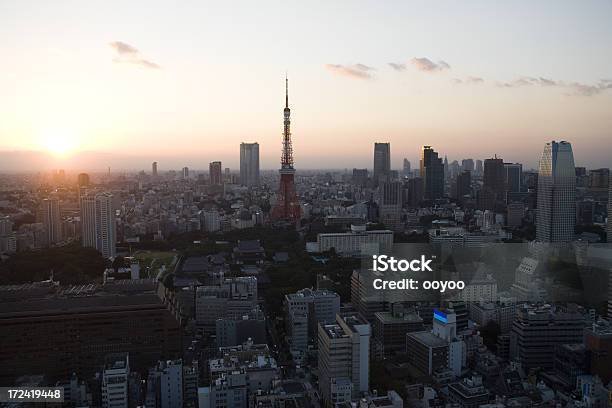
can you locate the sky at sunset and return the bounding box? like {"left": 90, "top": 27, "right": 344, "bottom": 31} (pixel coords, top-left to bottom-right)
{"left": 1, "top": 0, "right": 611, "bottom": 172}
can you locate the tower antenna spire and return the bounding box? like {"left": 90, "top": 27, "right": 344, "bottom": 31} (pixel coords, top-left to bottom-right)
{"left": 272, "top": 74, "right": 301, "bottom": 223}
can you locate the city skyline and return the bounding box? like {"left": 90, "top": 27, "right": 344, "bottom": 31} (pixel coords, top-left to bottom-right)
{"left": 2, "top": 3, "right": 612, "bottom": 406}
{"left": 1, "top": 1, "right": 612, "bottom": 171}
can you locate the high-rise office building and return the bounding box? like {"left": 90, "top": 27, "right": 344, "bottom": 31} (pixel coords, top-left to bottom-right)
{"left": 402, "top": 158, "right": 411, "bottom": 176}
{"left": 449, "top": 160, "right": 461, "bottom": 179}
{"left": 209, "top": 161, "right": 223, "bottom": 185}
{"left": 96, "top": 193, "right": 116, "bottom": 258}
{"left": 80, "top": 193, "right": 116, "bottom": 258}
{"left": 352, "top": 168, "right": 368, "bottom": 186}
{"left": 240, "top": 142, "right": 260, "bottom": 187}
{"left": 507, "top": 202, "right": 525, "bottom": 228}
{"left": 152, "top": 161, "right": 158, "bottom": 177}
{"left": 41, "top": 196, "right": 61, "bottom": 246}
{"left": 588, "top": 168, "right": 610, "bottom": 191}
{"left": 271, "top": 77, "right": 301, "bottom": 222}
{"left": 318, "top": 313, "right": 371, "bottom": 406}
{"left": 455, "top": 171, "right": 471, "bottom": 203}
{"left": 77, "top": 173, "right": 90, "bottom": 187}
{"left": 80, "top": 195, "right": 97, "bottom": 249}
{"left": 77, "top": 173, "right": 90, "bottom": 204}
{"left": 182, "top": 167, "right": 189, "bottom": 179}
{"left": 420, "top": 146, "right": 444, "bottom": 200}
{"left": 443, "top": 155, "right": 449, "bottom": 180}
{"left": 406, "top": 177, "right": 424, "bottom": 207}
{"left": 475, "top": 159, "right": 483, "bottom": 176}
{"left": 536, "top": 141, "right": 576, "bottom": 242}
{"left": 480, "top": 157, "right": 505, "bottom": 210}
{"left": 373, "top": 143, "right": 391, "bottom": 183}
{"left": 461, "top": 159, "right": 474, "bottom": 173}
{"left": 378, "top": 181, "right": 402, "bottom": 231}
{"left": 504, "top": 163, "right": 522, "bottom": 194}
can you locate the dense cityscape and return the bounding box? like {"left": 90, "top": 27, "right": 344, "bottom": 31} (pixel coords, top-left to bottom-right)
{"left": 0, "top": 74, "right": 611, "bottom": 408}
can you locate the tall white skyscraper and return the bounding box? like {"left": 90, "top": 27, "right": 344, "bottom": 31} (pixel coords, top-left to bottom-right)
{"left": 80, "top": 195, "right": 97, "bottom": 248}
{"left": 96, "top": 193, "right": 116, "bottom": 259}
{"left": 80, "top": 193, "right": 116, "bottom": 258}
{"left": 41, "top": 196, "right": 61, "bottom": 246}
{"left": 240, "top": 142, "right": 260, "bottom": 187}
{"left": 536, "top": 141, "right": 576, "bottom": 243}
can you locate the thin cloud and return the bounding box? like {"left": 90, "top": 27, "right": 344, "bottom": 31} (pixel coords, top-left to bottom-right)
{"left": 325, "top": 64, "right": 374, "bottom": 80}
{"left": 410, "top": 57, "right": 450, "bottom": 72}
{"left": 498, "top": 76, "right": 611, "bottom": 96}
{"left": 566, "top": 80, "right": 612, "bottom": 96}
{"left": 388, "top": 62, "right": 407, "bottom": 71}
{"left": 109, "top": 41, "right": 160, "bottom": 69}
{"left": 453, "top": 76, "right": 484, "bottom": 85}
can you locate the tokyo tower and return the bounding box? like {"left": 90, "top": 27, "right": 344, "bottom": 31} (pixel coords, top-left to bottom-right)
{"left": 271, "top": 76, "right": 301, "bottom": 222}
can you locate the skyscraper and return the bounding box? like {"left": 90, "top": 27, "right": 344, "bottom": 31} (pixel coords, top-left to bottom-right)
{"left": 475, "top": 159, "right": 483, "bottom": 176}
{"left": 80, "top": 194, "right": 97, "bottom": 249}
{"left": 80, "top": 193, "right": 116, "bottom": 258}
{"left": 182, "top": 166, "right": 189, "bottom": 179}
{"left": 41, "top": 196, "right": 61, "bottom": 246}
{"left": 420, "top": 146, "right": 444, "bottom": 200}
{"left": 480, "top": 157, "right": 505, "bottom": 209}
{"left": 373, "top": 143, "right": 391, "bottom": 183}
{"left": 461, "top": 159, "right": 474, "bottom": 173}
{"left": 95, "top": 193, "right": 116, "bottom": 258}
{"left": 152, "top": 161, "right": 158, "bottom": 177}
{"left": 240, "top": 142, "right": 260, "bottom": 187}
{"left": 403, "top": 158, "right": 411, "bottom": 177}
{"left": 443, "top": 155, "right": 449, "bottom": 181}
{"left": 455, "top": 170, "right": 471, "bottom": 203}
{"left": 271, "top": 77, "right": 301, "bottom": 222}
{"left": 406, "top": 178, "right": 424, "bottom": 207}
{"left": 536, "top": 141, "right": 576, "bottom": 243}
{"left": 504, "top": 163, "right": 523, "bottom": 194}
{"left": 77, "top": 173, "right": 90, "bottom": 187}
{"left": 77, "top": 172, "right": 90, "bottom": 206}
{"left": 209, "top": 161, "right": 223, "bottom": 185}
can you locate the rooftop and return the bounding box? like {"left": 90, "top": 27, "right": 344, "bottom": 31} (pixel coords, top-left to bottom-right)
{"left": 104, "top": 352, "right": 129, "bottom": 371}
{"left": 408, "top": 331, "right": 448, "bottom": 348}
{"left": 0, "top": 281, "right": 163, "bottom": 318}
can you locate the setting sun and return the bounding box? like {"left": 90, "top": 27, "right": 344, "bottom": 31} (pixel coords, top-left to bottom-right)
{"left": 39, "top": 129, "right": 78, "bottom": 155}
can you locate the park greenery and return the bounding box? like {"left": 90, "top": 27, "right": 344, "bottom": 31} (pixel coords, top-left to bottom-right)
{"left": 0, "top": 243, "right": 107, "bottom": 285}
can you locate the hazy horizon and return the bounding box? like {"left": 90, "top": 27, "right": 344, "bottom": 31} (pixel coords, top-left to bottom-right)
{"left": 0, "top": 144, "right": 606, "bottom": 174}
{"left": 1, "top": 1, "right": 611, "bottom": 172}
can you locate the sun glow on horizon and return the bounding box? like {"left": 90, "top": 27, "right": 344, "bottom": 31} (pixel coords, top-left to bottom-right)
{"left": 39, "top": 128, "right": 79, "bottom": 156}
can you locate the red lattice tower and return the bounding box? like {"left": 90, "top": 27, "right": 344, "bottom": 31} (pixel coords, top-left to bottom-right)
{"left": 271, "top": 77, "right": 301, "bottom": 222}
